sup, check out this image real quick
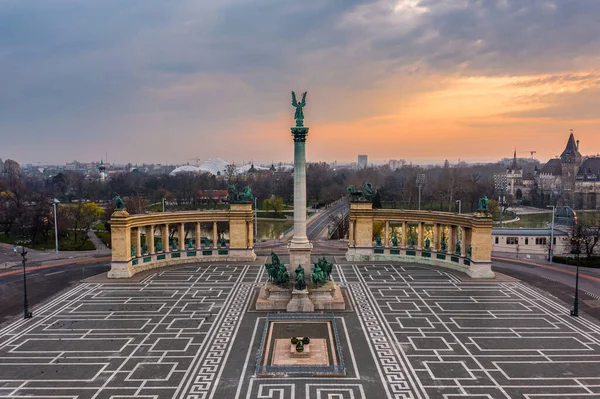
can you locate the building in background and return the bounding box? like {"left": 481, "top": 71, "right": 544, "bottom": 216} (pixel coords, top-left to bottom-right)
{"left": 357, "top": 154, "right": 368, "bottom": 169}
{"left": 491, "top": 228, "right": 570, "bottom": 260}
{"left": 388, "top": 159, "right": 405, "bottom": 170}
{"left": 534, "top": 130, "right": 600, "bottom": 209}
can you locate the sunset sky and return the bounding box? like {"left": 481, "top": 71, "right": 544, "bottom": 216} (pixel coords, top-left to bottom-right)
{"left": 1, "top": 0, "right": 600, "bottom": 165}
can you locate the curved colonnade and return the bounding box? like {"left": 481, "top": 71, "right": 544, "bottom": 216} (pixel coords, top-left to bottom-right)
{"left": 109, "top": 203, "right": 255, "bottom": 278}
{"left": 346, "top": 202, "right": 494, "bottom": 278}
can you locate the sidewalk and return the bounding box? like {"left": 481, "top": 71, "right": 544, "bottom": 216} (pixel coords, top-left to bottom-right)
{"left": 492, "top": 254, "right": 600, "bottom": 278}
{"left": 0, "top": 230, "right": 111, "bottom": 270}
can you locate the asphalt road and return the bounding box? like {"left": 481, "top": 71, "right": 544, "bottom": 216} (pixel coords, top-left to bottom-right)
{"left": 306, "top": 201, "right": 348, "bottom": 240}
{"left": 0, "top": 260, "right": 110, "bottom": 326}
{"left": 492, "top": 257, "right": 600, "bottom": 321}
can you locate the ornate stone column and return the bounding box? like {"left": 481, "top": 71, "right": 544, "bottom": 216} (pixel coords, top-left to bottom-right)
{"left": 213, "top": 221, "right": 218, "bottom": 248}
{"left": 135, "top": 227, "right": 142, "bottom": 257}
{"left": 384, "top": 220, "right": 390, "bottom": 248}
{"left": 433, "top": 223, "right": 439, "bottom": 251}
{"left": 288, "top": 116, "right": 312, "bottom": 270}
{"left": 195, "top": 222, "right": 201, "bottom": 249}
{"left": 147, "top": 225, "right": 155, "bottom": 255}
{"left": 163, "top": 223, "right": 170, "bottom": 253}
{"left": 178, "top": 223, "right": 185, "bottom": 251}
{"left": 402, "top": 221, "right": 408, "bottom": 247}
{"left": 417, "top": 222, "right": 424, "bottom": 250}
{"left": 348, "top": 220, "right": 355, "bottom": 246}
{"left": 447, "top": 225, "right": 455, "bottom": 253}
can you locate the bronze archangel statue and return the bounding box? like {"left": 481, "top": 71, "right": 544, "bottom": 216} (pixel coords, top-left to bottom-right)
{"left": 291, "top": 91, "right": 307, "bottom": 126}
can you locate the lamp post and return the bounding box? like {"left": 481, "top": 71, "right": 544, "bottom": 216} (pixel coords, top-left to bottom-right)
{"left": 456, "top": 200, "right": 461, "bottom": 214}
{"left": 16, "top": 230, "right": 32, "bottom": 319}
{"left": 254, "top": 197, "right": 258, "bottom": 242}
{"left": 53, "top": 198, "right": 60, "bottom": 259}
{"left": 547, "top": 204, "right": 555, "bottom": 263}
{"left": 416, "top": 174, "right": 426, "bottom": 211}
{"left": 162, "top": 198, "right": 166, "bottom": 212}
{"left": 494, "top": 174, "right": 508, "bottom": 228}
{"left": 570, "top": 235, "right": 581, "bottom": 317}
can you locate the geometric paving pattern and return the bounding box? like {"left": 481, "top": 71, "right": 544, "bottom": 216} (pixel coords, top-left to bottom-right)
{"left": 345, "top": 263, "right": 600, "bottom": 399}
{"left": 1, "top": 262, "right": 600, "bottom": 399}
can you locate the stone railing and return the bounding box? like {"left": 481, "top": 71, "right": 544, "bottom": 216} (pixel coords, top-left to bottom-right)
{"left": 346, "top": 202, "right": 494, "bottom": 278}
{"left": 109, "top": 203, "right": 255, "bottom": 278}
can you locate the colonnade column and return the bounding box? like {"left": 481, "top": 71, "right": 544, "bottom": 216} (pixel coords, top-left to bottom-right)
{"left": 464, "top": 227, "right": 472, "bottom": 257}
{"left": 163, "top": 224, "right": 170, "bottom": 253}
{"left": 349, "top": 220, "right": 355, "bottom": 246}
{"left": 417, "top": 222, "right": 424, "bottom": 250}
{"left": 402, "top": 221, "right": 408, "bottom": 247}
{"left": 447, "top": 225, "right": 455, "bottom": 253}
{"left": 384, "top": 221, "right": 390, "bottom": 247}
{"left": 135, "top": 227, "right": 142, "bottom": 257}
{"left": 433, "top": 223, "right": 439, "bottom": 251}
{"left": 213, "top": 221, "right": 218, "bottom": 247}
{"left": 147, "top": 225, "right": 155, "bottom": 255}
{"left": 195, "top": 222, "right": 201, "bottom": 249}
{"left": 178, "top": 223, "right": 185, "bottom": 251}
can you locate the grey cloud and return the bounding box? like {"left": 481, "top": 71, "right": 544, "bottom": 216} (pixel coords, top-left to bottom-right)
{"left": 2, "top": 0, "right": 600, "bottom": 163}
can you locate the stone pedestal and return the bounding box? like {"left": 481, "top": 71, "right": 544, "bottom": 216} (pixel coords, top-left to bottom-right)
{"left": 290, "top": 343, "right": 311, "bottom": 358}
{"left": 309, "top": 280, "right": 346, "bottom": 310}
{"left": 288, "top": 243, "right": 313, "bottom": 274}
{"left": 286, "top": 289, "right": 314, "bottom": 312}
{"left": 256, "top": 283, "right": 292, "bottom": 311}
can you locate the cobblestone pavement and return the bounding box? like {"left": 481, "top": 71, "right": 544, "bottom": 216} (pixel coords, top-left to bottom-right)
{"left": 1, "top": 261, "right": 600, "bottom": 399}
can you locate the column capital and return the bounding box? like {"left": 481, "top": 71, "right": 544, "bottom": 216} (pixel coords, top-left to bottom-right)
{"left": 291, "top": 126, "right": 309, "bottom": 142}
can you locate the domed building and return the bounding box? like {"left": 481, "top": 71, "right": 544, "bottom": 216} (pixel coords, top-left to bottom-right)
{"left": 554, "top": 205, "right": 577, "bottom": 227}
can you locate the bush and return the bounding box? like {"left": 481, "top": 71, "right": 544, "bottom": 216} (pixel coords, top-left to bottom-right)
{"left": 0, "top": 233, "right": 96, "bottom": 251}
{"left": 553, "top": 256, "right": 600, "bottom": 268}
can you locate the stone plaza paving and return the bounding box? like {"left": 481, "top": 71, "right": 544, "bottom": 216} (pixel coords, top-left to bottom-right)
{"left": 1, "top": 262, "right": 600, "bottom": 399}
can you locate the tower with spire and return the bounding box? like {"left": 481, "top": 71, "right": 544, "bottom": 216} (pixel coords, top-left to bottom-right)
{"left": 560, "top": 129, "right": 582, "bottom": 193}
{"left": 506, "top": 148, "right": 524, "bottom": 200}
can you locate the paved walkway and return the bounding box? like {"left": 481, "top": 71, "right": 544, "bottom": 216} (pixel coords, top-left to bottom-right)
{"left": 1, "top": 261, "right": 600, "bottom": 399}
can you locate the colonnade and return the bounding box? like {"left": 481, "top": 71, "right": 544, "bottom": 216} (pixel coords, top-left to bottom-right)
{"left": 109, "top": 203, "right": 255, "bottom": 278}
{"left": 346, "top": 202, "right": 494, "bottom": 278}
{"left": 130, "top": 219, "right": 254, "bottom": 257}
{"left": 348, "top": 220, "right": 472, "bottom": 257}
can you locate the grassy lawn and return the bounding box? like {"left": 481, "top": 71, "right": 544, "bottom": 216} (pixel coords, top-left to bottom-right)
{"left": 94, "top": 222, "right": 108, "bottom": 231}
{"left": 96, "top": 231, "right": 112, "bottom": 248}
{"left": 507, "top": 213, "right": 552, "bottom": 228}
{"left": 0, "top": 233, "right": 96, "bottom": 251}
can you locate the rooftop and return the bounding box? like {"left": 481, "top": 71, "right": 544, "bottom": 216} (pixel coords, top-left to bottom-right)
{"left": 492, "top": 228, "right": 568, "bottom": 236}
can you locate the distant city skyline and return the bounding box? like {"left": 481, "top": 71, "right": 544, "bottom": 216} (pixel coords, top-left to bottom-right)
{"left": 2, "top": 1, "right": 600, "bottom": 164}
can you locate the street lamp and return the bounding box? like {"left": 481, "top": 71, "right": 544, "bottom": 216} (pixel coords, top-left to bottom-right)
{"left": 456, "top": 200, "right": 462, "bottom": 214}
{"left": 254, "top": 197, "right": 258, "bottom": 242}
{"left": 494, "top": 174, "right": 508, "bottom": 228}
{"left": 570, "top": 233, "right": 581, "bottom": 317}
{"left": 416, "top": 174, "right": 426, "bottom": 211}
{"left": 546, "top": 204, "right": 555, "bottom": 263}
{"left": 16, "top": 228, "right": 32, "bottom": 319}
{"left": 53, "top": 198, "right": 60, "bottom": 259}
{"left": 162, "top": 198, "right": 166, "bottom": 212}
